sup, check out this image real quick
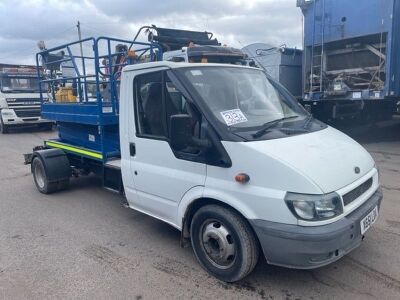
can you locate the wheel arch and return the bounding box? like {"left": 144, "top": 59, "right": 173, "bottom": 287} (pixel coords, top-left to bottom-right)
{"left": 179, "top": 195, "right": 259, "bottom": 249}
{"left": 32, "top": 148, "right": 71, "bottom": 182}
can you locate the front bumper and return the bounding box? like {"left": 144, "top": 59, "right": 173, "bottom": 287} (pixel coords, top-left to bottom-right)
{"left": 3, "top": 118, "right": 52, "bottom": 126}
{"left": 1, "top": 109, "right": 52, "bottom": 126}
{"left": 250, "top": 188, "right": 383, "bottom": 269}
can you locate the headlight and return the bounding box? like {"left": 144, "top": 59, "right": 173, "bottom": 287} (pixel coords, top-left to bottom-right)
{"left": 1, "top": 109, "right": 14, "bottom": 116}
{"left": 285, "top": 192, "right": 343, "bottom": 221}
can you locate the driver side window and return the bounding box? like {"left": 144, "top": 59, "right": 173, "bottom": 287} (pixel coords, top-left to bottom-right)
{"left": 165, "top": 74, "right": 200, "bottom": 140}
{"left": 134, "top": 71, "right": 201, "bottom": 152}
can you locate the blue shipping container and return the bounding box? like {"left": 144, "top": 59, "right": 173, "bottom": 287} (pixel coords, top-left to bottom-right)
{"left": 298, "top": 0, "right": 399, "bottom": 122}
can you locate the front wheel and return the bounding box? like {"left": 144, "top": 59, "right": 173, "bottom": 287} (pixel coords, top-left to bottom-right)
{"left": 190, "top": 205, "right": 259, "bottom": 282}
{"left": 0, "top": 115, "right": 9, "bottom": 134}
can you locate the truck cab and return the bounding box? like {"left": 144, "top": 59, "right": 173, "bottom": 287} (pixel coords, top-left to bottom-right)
{"left": 0, "top": 64, "right": 52, "bottom": 133}
{"left": 118, "top": 62, "right": 381, "bottom": 280}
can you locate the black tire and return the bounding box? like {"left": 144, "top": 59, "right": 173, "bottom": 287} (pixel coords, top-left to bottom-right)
{"left": 190, "top": 205, "right": 259, "bottom": 282}
{"left": 32, "top": 157, "right": 69, "bottom": 194}
{"left": 0, "top": 115, "right": 9, "bottom": 134}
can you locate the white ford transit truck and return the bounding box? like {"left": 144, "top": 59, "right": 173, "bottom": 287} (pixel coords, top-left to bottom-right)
{"left": 27, "top": 58, "right": 382, "bottom": 282}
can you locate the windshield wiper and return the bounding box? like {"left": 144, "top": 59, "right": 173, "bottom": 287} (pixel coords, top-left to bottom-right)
{"left": 252, "top": 116, "right": 299, "bottom": 138}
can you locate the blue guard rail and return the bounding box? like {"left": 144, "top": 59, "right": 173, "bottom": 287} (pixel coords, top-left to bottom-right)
{"left": 36, "top": 36, "right": 162, "bottom": 163}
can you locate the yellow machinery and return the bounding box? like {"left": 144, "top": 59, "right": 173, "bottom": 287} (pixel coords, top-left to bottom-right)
{"left": 55, "top": 87, "right": 77, "bottom": 102}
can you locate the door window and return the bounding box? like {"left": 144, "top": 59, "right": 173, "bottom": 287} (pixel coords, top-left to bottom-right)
{"left": 133, "top": 70, "right": 231, "bottom": 166}
{"left": 134, "top": 72, "right": 166, "bottom": 138}
{"left": 134, "top": 71, "right": 203, "bottom": 155}
{"left": 164, "top": 74, "right": 200, "bottom": 138}
{"left": 134, "top": 71, "right": 200, "bottom": 140}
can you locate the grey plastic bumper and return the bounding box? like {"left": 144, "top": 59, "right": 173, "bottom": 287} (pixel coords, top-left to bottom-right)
{"left": 250, "top": 188, "right": 383, "bottom": 269}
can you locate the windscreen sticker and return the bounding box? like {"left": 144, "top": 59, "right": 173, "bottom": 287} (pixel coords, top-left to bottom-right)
{"left": 190, "top": 70, "right": 203, "bottom": 76}
{"left": 220, "top": 109, "right": 248, "bottom": 126}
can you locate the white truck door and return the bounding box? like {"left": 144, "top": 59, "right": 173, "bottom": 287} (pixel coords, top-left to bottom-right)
{"left": 127, "top": 70, "right": 206, "bottom": 226}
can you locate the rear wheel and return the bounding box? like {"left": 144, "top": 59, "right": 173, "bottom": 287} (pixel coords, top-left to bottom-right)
{"left": 190, "top": 205, "right": 259, "bottom": 282}
{"left": 32, "top": 157, "right": 69, "bottom": 194}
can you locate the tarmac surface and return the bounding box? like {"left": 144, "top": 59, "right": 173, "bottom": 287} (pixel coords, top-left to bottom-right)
{"left": 0, "top": 117, "right": 399, "bottom": 299}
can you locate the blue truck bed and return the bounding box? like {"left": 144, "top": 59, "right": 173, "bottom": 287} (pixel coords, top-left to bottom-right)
{"left": 36, "top": 37, "right": 162, "bottom": 162}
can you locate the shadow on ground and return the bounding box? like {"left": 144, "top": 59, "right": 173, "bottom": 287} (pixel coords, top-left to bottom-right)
{"left": 334, "top": 116, "right": 400, "bottom": 144}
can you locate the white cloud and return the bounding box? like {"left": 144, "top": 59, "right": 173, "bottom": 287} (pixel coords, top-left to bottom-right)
{"left": 0, "top": 0, "right": 302, "bottom": 64}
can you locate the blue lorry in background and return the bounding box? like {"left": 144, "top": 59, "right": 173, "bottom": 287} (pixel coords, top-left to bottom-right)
{"left": 297, "top": 0, "right": 400, "bottom": 124}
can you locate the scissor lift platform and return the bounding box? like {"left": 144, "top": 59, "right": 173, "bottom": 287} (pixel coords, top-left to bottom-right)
{"left": 37, "top": 36, "right": 162, "bottom": 162}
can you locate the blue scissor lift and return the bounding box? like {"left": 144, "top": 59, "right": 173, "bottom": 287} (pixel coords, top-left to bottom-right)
{"left": 36, "top": 37, "right": 162, "bottom": 166}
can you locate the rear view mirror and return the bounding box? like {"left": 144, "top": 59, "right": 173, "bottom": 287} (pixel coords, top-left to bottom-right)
{"left": 170, "top": 114, "right": 192, "bottom": 151}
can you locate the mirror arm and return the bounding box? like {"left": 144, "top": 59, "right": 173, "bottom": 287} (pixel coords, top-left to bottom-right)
{"left": 190, "top": 137, "right": 212, "bottom": 149}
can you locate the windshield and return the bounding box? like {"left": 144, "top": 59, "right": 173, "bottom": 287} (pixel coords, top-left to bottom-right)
{"left": 0, "top": 76, "right": 42, "bottom": 93}
{"left": 180, "top": 67, "right": 307, "bottom": 130}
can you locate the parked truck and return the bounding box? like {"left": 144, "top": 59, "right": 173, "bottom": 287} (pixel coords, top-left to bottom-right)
{"left": 0, "top": 64, "right": 53, "bottom": 133}
{"left": 25, "top": 35, "right": 382, "bottom": 282}
{"left": 297, "top": 0, "right": 400, "bottom": 124}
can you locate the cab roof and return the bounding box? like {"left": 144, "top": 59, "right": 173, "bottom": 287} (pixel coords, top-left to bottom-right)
{"left": 123, "top": 61, "right": 257, "bottom": 73}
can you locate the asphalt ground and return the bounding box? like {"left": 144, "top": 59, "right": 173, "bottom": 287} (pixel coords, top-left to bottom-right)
{"left": 0, "top": 117, "right": 399, "bottom": 299}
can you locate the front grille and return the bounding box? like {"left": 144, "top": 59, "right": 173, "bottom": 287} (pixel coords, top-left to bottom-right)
{"left": 6, "top": 98, "right": 41, "bottom": 108}
{"left": 342, "top": 178, "right": 373, "bottom": 206}
{"left": 14, "top": 109, "right": 41, "bottom": 118}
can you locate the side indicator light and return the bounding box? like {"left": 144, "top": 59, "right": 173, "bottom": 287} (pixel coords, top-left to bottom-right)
{"left": 235, "top": 173, "right": 250, "bottom": 184}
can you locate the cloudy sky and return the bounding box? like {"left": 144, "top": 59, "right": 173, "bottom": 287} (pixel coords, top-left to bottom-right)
{"left": 0, "top": 0, "right": 303, "bottom": 65}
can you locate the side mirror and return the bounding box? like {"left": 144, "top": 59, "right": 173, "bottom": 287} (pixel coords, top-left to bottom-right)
{"left": 170, "top": 114, "right": 193, "bottom": 151}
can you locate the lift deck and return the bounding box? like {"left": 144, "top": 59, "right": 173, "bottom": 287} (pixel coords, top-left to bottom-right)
{"left": 36, "top": 36, "right": 162, "bottom": 165}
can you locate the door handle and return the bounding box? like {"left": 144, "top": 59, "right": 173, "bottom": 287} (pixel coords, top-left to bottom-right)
{"left": 129, "top": 143, "right": 136, "bottom": 156}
